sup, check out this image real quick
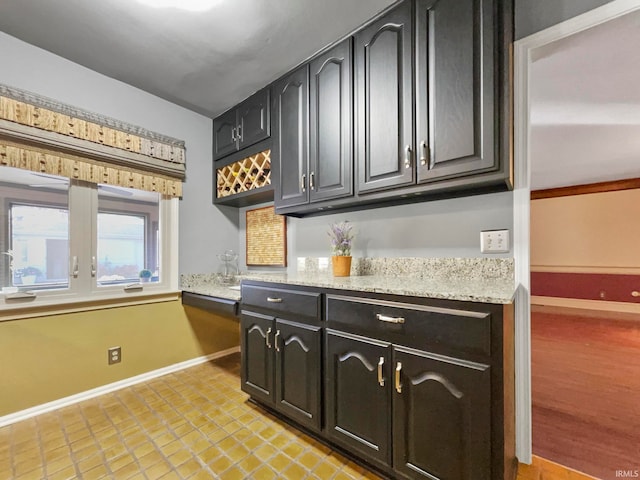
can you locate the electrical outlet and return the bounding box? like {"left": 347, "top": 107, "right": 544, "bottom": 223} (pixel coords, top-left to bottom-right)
{"left": 108, "top": 346, "right": 122, "bottom": 365}
{"left": 480, "top": 229, "right": 510, "bottom": 253}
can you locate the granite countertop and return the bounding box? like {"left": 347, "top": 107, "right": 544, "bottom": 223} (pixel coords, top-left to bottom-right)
{"left": 241, "top": 272, "right": 515, "bottom": 304}
{"left": 181, "top": 258, "right": 516, "bottom": 305}
{"left": 180, "top": 274, "right": 241, "bottom": 301}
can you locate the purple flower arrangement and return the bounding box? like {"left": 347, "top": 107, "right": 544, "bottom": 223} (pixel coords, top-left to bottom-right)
{"left": 328, "top": 221, "right": 355, "bottom": 256}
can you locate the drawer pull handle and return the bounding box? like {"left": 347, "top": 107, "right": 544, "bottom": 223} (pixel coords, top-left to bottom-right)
{"left": 377, "top": 357, "right": 385, "bottom": 387}
{"left": 376, "top": 313, "right": 405, "bottom": 324}
{"left": 395, "top": 362, "right": 402, "bottom": 394}
{"left": 267, "top": 297, "right": 283, "bottom": 303}
{"left": 265, "top": 327, "right": 272, "bottom": 349}
{"left": 275, "top": 330, "right": 281, "bottom": 352}
{"left": 632, "top": 291, "right": 640, "bottom": 297}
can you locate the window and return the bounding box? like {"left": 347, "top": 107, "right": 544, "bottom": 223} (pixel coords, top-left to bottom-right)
{"left": 1, "top": 165, "right": 177, "bottom": 307}
{"left": 97, "top": 185, "right": 161, "bottom": 286}
{"left": 10, "top": 203, "right": 70, "bottom": 288}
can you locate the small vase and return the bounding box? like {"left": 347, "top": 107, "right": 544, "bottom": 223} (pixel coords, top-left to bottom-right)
{"left": 332, "top": 256, "right": 352, "bottom": 277}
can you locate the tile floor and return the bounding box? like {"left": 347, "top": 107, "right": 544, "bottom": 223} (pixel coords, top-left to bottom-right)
{"left": 0, "top": 353, "right": 382, "bottom": 480}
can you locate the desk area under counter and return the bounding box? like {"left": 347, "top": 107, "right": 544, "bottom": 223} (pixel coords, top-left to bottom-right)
{"left": 180, "top": 274, "right": 242, "bottom": 318}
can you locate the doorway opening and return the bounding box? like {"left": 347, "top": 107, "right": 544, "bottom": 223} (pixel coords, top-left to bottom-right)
{"left": 515, "top": 1, "right": 640, "bottom": 477}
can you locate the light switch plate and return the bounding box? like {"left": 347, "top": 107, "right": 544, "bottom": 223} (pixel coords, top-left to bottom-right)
{"left": 480, "top": 229, "right": 510, "bottom": 253}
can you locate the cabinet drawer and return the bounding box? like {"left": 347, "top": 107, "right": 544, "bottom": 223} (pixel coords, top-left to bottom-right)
{"left": 242, "top": 284, "right": 321, "bottom": 321}
{"left": 325, "top": 294, "right": 491, "bottom": 357}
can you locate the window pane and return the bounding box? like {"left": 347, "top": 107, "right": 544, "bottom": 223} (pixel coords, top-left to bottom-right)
{"left": 0, "top": 166, "right": 70, "bottom": 291}
{"left": 97, "top": 185, "right": 160, "bottom": 286}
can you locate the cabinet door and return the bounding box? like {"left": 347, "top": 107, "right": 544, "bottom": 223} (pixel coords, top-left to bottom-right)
{"left": 238, "top": 88, "right": 270, "bottom": 150}
{"left": 416, "top": 0, "right": 497, "bottom": 183}
{"left": 309, "top": 39, "right": 353, "bottom": 203}
{"left": 325, "top": 329, "right": 392, "bottom": 470}
{"left": 274, "top": 319, "right": 322, "bottom": 432}
{"left": 355, "top": 1, "right": 414, "bottom": 194}
{"left": 392, "top": 346, "right": 491, "bottom": 480}
{"left": 273, "top": 66, "right": 310, "bottom": 208}
{"left": 240, "top": 312, "right": 274, "bottom": 405}
{"left": 213, "top": 108, "right": 239, "bottom": 160}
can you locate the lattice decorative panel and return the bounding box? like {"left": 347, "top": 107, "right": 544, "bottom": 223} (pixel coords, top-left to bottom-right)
{"left": 216, "top": 149, "right": 271, "bottom": 199}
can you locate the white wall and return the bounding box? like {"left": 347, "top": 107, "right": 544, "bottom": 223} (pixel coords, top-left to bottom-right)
{"left": 239, "top": 191, "right": 514, "bottom": 272}
{"left": 531, "top": 189, "right": 640, "bottom": 274}
{"left": 0, "top": 32, "right": 239, "bottom": 274}
{"left": 515, "top": 0, "right": 614, "bottom": 39}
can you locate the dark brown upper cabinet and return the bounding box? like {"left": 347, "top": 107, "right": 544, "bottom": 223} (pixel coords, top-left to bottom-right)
{"left": 355, "top": 1, "right": 414, "bottom": 194}
{"left": 213, "top": 87, "right": 270, "bottom": 160}
{"left": 272, "top": 65, "right": 310, "bottom": 209}
{"left": 268, "top": 0, "right": 512, "bottom": 216}
{"left": 415, "top": 0, "right": 499, "bottom": 184}
{"left": 309, "top": 39, "right": 354, "bottom": 203}
{"left": 273, "top": 39, "right": 354, "bottom": 211}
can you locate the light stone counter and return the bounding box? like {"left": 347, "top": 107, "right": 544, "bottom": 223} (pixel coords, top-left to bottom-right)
{"left": 241, "top": 271, "right": 514, "bottom": 304}
{"left": 180, "top": 274, "right": 241, "bottom": 301}
{"left": 181, "top": 258, "right": 515, "bottom": 305}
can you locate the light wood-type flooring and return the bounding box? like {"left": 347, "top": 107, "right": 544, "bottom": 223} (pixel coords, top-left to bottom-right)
{"left": 531, "top": 305, "right": 640, "bottom": 480}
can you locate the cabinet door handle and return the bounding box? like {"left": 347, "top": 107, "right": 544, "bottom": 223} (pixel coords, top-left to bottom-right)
{"left": 71, "top": 256, "right": 79, "bottom": 278}
{"left": 395, "top": 362, "right": 402, "bottom": 394}
{"left": 376, "top": 313, "right": 405, "bottom": 324}
{"left": 265, "top": 327, "right": 272, "bottom": 349}
{"left": 404, "top": 145, "right": 412, "bottom": 169}
{"left": 309, "top": 172, "right": 315, "bottom": 191}
{"left": 267, "top": 297, "right": 282, "bottom": 303}
{"left": 275, "top": 330, "right": 281, "bottom": 352}
{"left": 419, "top": 141, "right": 429, "bottom": 166}
{"left": 301, "top": 174, "right": 306, "bottom": 192}
{"left": 632, "top": 291, "right": 640, "bottom": 297}
{"left": 377, "top": 357, "right": 385, "bottom": 387}
{"left": 231, "top": 127, "right": 237, "bottom": 142}
{"left": 236, "top": 124, "right": 242, "bottom": 141}
{"left": 91, "top": 256, "right": 97, "bottom": 277}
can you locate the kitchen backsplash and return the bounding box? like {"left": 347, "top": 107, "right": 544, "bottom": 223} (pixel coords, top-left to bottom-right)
{"left": 297, "top": 256, "right": 513, "bottom": 280}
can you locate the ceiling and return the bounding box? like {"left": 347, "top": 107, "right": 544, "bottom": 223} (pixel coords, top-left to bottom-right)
{"left": 0, "top": 0, "right": 394, "bottom": 118}
{"left": 0, "top": 1, "right": 638, "bottom": 192}
{"left": 530, "top": 9, "right": 640, "bottom": 190}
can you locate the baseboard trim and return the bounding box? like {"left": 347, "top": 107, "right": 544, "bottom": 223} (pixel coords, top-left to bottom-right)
{"left": 532, "top": 295, "right": 640, "bottom": 315}
{"left": 0, "top": 346, "right": 240, "bottom": 428}
{"left": 517, "top": 455, "right": 600, "bottom": 480}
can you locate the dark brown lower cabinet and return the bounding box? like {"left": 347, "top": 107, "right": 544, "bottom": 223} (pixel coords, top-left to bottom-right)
{"left": 325, "top": 330, "right": 392, "bottom": 470}
{"left": 325, "top": 330, "right": 492, "bottom": 480}
{"left": 241, "top": 311, "right": 274, "bottom": 405}
{"left": 241, "top": 312, "right": 322, "bottom": 432}
{"left": 392, "top": 346, "right": 491, "bottom": 480}
{"left": 240, "top": 280, "right": 515, "bottom": 480}
{"left": 274, "top": 319, "right": 322, "bottom": 431}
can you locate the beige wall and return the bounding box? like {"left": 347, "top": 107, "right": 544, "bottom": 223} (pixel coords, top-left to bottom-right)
{"left": 0, "top": 301, "right": 240, "bottom": 416}
{"left": 531, "top": 189, "right": 640, "bottom": 274}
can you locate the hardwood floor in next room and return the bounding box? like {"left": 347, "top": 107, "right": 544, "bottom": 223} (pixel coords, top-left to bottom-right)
{"left": 531, "top": 305, "right": 640, "bottom": 480}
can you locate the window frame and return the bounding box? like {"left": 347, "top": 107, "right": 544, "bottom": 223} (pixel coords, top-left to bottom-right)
{"left": 0, "top": 173, "right": 179, "bottom": 315}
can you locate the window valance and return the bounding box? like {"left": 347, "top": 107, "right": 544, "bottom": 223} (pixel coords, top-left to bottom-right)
{"left": 0, "top": 84, "right": 185, "bottom": 197}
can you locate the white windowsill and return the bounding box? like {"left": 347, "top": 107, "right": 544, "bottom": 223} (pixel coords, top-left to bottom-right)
{"left": 0, "top": 289, "right": 182, "bottom": 322}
